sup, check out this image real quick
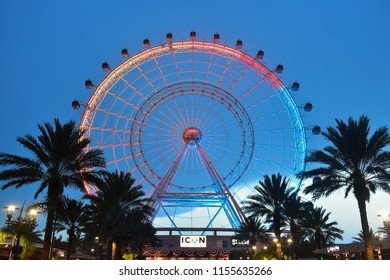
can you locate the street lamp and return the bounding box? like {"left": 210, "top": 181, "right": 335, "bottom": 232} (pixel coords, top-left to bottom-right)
{"left": 28, "top": 209, "right": 38, "bottom": 218}
{"left": 3, "top": 201, "right": 39, "bottom": 260}
{"left": 5, "top": 205, "right": 18, "bottom": 221}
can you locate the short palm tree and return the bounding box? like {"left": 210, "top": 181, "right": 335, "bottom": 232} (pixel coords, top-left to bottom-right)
{"left": 56, "top": 196, "right": 89, "bottom": 259}
{"left": 378, "top": 220, "right": 390, "bottom": 239}
{"left": 27, "top": 196, "right": 62, "bottom": 259}
{"left": 301, "top": 206, "right": 344, "bottom": 249}
{"left": 243, "top": 173, "right": 295, "bottom": 259}
{"left": 298, "top": 115, "right": 390, "bottom": 259}
{"left": 352, "top": 228, "right": 375, "bottom": 243}
{"left": 112, "top": 209, "right": 159, "bottom": 259}
{"left": 0, "top": 118, "right": 106, "bottom": 259}
{"left": 1, "top": 218, "right": 42, "bottom": 259}
{"left": 237, "top": 216, "right": 270, "bottom": 247}
{"left": 283, "top": 193, "right": 312, "bottom": 259}
{"left": 86, "top": 170, "right": 154, "bottom": 259}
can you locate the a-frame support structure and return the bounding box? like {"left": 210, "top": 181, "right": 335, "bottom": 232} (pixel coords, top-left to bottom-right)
{"left": 149, "top": 128, "right": 246, "bottom": 231}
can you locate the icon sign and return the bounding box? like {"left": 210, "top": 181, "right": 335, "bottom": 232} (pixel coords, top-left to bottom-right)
{"left": 180, "top": 236, "right": 207, "bottom": 248}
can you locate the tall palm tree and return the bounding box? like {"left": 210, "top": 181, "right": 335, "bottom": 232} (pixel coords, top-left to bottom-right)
{"left": 56, "top": 196, "right": 89, "bottom": 259}
{"left": 0, "top": 118, "right": 106, "bottom": 259}
{"left": 298, "top": 115, "right": 390, "bottom": 259}
{"left": 86, "top": 170, "right": 154, "bottom": 259}
{"left": 243, "top": 173, "right": 295, "bottom": 259}
{"left": 301, "top": 206, "right": 344, "bottom": 250}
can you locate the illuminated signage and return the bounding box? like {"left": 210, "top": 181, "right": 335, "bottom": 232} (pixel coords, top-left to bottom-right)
{"left": 180, "top": 236, "right": 207, "bottom": 248}
{"left": 327, "top": 246, "right": 340, "bottom": 253}
{"left": 231, "top": 239, "right": 250, "bottom": 246}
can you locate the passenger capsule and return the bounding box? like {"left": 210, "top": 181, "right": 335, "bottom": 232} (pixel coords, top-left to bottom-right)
{"left": 256, "top": 50, "right": 264, "bottom": 59}
{"left": 291, "top": 82, "right": 300, "bottom": 91}
{"left": 304, "top": 102, "right": 313, "bottom": 112}
{"left": 121, "top": 48, "right": 129, "bottom": 58}
{"left": 102, "top": 62, "right": 110, "bottom": 71}
{"left": 143, "top": 38, "right": 150, "bottom": 48}
{"left": 190, "top": 31, "right": 196, "bottom": 41}
{"left": 85, "top": 79, "right": 93, "bottom": 89}
{"left": 312, "top": 125, "right": 321, "bottom": 135}
{"left": 275, "top": 64, "right": 284, "bottom": 74}
{"left": 166, "top": 32, "right": 173, "bottom": 43}
{"left": 236, "top": 39, "right": 243, "bottom": 49}
{"left": 72, "top": 100, "right": 80, "bottom": 110}
{"left": 213, "top": 33, "right": 220, "bottom": 43}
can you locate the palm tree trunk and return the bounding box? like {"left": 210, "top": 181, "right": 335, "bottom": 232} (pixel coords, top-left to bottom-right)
{"left": 274, "top": 215, "right": 283, "bottom": 260}
{"left": 276, "top": 240, "right": 283, "bottom": 260}
{"left": 274, "top": 228, "right": 283, "bottom": 259}
{"left": 115, "top": 243, "right": 123, "bottom": 260}
{"left": 42, "top": 184, "right": 60, "bottom": 260}
{"left": 42, "top": 208, "right": 54, "bottom": 259}
{"left": 112, "top": 241, "right": 117, "bottom": 260}
{"left": 106, "top": 237, "right": 113, "bottom": 260}
{"left": 356, "top": 197, "right": 374, "bottom": 260}
{"left": 290, "top": 224, "right": 299, "bottom": 260}
{"left": 315, "top": 231, "right": 322, "bottom": 250}
{"left": 66, "top": 228, "right": 74, "bottom": 260}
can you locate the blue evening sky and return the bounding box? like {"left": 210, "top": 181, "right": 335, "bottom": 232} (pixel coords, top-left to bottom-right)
{"left": 0, "top": 0, "right": 389, "bottom": 243}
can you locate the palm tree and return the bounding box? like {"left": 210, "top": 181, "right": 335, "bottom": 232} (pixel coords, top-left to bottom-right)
{"left": 112, "top": 209, "right": 159, "bottom": 259}
{"left": 301, "top": 206, "right": 344, "bottom": 250}
{"left": 378, "top": 220, "right": 390, "bottom": 239}
{"left": 243, "top": 173, "right": 295, "bottom": 259}
{"left": 1, "top": 220, "right": 42, "bottom": 260}
{"left": 27, "top": 196, "right": 62, "bottom": 259}
{"left": 56, "top": 196, "right": 89, "bottom": 259}
{"left": 298, "top": 115, "right": 390, "bottom": 259}
{"left": 0, "top": 118, "right": 106, "bottom": 259}
{"left": 237, "top": 216, "right": 270, "bottom": 247}
{"left": 353, "top": 228, "right": 375, "bottom": 243}
{"left": 283, "top": 193, "right": 312, "bottom": 259}
{"left": 85, "top": 170, "right": 154, "bottom": 259}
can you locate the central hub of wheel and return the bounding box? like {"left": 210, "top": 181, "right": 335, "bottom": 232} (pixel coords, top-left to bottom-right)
{"left": 182, "top": 127, "right": 202, "bottom": 146}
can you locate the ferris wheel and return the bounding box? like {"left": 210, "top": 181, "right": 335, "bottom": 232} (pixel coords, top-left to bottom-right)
{"left": 72, "top": 32, "right": 317, "bottom": 231}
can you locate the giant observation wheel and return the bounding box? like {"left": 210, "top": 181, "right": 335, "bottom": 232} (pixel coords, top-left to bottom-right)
{"left": 72, "top": 32, "right": 315, "bottom": 232}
